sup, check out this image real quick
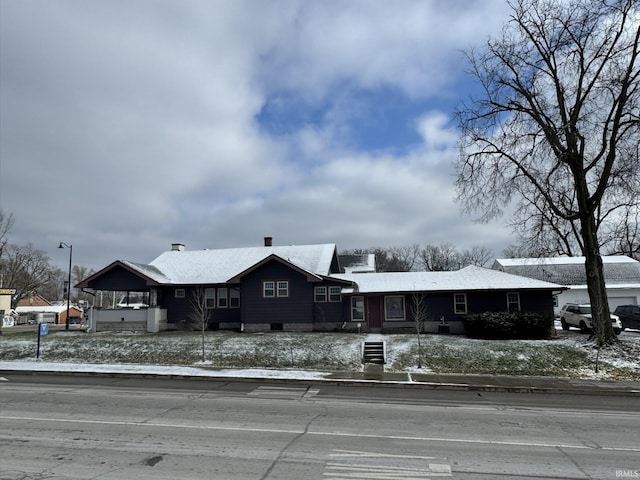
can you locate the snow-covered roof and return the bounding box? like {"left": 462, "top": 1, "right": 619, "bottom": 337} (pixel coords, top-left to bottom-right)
{"left": 492, "top": 255, "right": 640, "bottom": 286}
{"left": 332, "top": 265, "right": 564, "bottom": 294}
{"left": 494, "top": 255, "right": 638, "bottom": 267}
{"left": 147, "top": 243, "right": 338, "bottom": 285}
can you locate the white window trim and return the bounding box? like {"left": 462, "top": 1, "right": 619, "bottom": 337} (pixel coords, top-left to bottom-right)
{"left": 277, "top": 280, "right": 289, "bottom": 298}
{"left": 175, "top": 288, "right": 185, "bottom": 299}
{"left": 507, "top": 292, "right": 521, "bottom": 312}
{"left": 329, "top": 286, "right": 342, "bottom": 302}
{"left": 263, "top": 281, "right": 275, "bottom": 298}
{"left": 454, "top": 293, "right": 467, "bottom": 314}
{"left": 351, "top": 296, "right": 364, "bottom": 322}
{"left": 314, "top": 286, "right": 327, "bottom": 303}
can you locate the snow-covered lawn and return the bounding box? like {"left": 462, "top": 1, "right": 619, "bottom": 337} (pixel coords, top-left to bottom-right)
{"left": 1, "top": 326, "right": 639, "bottom": 380}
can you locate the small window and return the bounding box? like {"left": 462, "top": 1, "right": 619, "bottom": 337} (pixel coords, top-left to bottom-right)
{"left": 263, "top": 281, "right": 275, "bottom": 298}
{"left": 507, "top": 292, "right": 520, "bottom": 312}
{"left": 277, "top": 281, "right": 289, "bottom": 297}
{"left": 351, "top": 296, "right": 364, "bottom": 321}
{"left": 205, "top": 288, "right": 216, "bottom": 309}
{"left": 454, "top": 293, "right": 467, "bottom": 314}
{"left": 217, "top": 287, "right": 228, "bottom": 308}
{"left": 230, "top": 288, "right": 240, "bottom": 308}
{"left": 385, "top": 296, "right": 405, "bottom": 321}
{"left": 314, "top": 286, "right": 327, "bottom": 303}
{"left": 175, "top": 288, "right": 185, "bottom": 299}
{"left": 329, "top": 286, "right": 342, "bottom": 302}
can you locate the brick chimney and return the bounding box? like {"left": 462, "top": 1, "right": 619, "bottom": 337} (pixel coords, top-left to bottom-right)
{"left": 264, "top": 237, "right": 273, "bottom": 247}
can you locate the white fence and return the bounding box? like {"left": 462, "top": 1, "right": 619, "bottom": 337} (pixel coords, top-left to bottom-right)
{"left": 90, "top": 307, "right": 168, "bottom": 333}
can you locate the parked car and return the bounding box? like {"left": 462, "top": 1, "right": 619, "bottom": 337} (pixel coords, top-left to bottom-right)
{"left": 613, "top": 305, "right": 640, "bottom": 330}
{"left": 558, "top": 303, "right": 622, "bottom": 334}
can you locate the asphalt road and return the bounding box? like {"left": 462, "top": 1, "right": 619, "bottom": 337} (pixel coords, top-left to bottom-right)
{"left": 1, "top": 374, "right": 639, "bottom": 479}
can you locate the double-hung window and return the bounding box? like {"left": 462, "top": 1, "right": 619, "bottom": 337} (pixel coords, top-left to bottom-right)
{"left": 263, "top": 280, "right": 289, "bottom": 298}
{"left": 277, "top": 281, "right": 289, "bottom": 297}
{"left": 263, "top": 281, "right": 275, "bottom": 298}
{"left": 329, "top": 286, "right": 342, "bottom": 302}
{"left": 205, "top": 288, "right": 216, "bottom": 309}
{"left": 314, "top": 286, "right": 327, "bottom": 302}
{"left": 230, "top": 288, "right": 240, "bottom": 308}
{"left": 351, "top": 296, "right": 364, "bottom": 321}
{"left": 454, "top": 293, "right": 467, "bottom": 314}
{"left": 507, "top": 292, "right": 520, "bottom": 312}
{"left": 217, "top": 287, "right": 228, "bottom": 308}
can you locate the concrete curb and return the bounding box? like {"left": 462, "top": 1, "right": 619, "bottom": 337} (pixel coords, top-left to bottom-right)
{"left": 2, "top": 368, "right": 639, "bottom": 397}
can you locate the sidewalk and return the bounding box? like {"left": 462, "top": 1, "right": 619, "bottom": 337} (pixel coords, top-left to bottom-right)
{"left": 326, "top": 364, "right": 640, "bottom": 396}
{"left": 2, "top": 361, "right": 640, "bottom": 396}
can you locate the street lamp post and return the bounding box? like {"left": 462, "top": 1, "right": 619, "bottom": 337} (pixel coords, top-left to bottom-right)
{"left": 58, "top": 242, "right": 72, "bottom": 330}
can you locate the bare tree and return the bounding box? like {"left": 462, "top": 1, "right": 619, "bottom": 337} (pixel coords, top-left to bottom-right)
{"left": 72, "top": 265, "right": 96, "bottom": 306}
{"left": 459, "top": 246, "right": 494, "bottom": 268}
{"left": 419, "top": 243, "right": 461, "bottom": 271}
{"left": 1, "top": 244, "right": 58, "bottom": 305}
{"left": 187, "top": 288, "right": 212, "bottom": 362}
{"left": 456, "top": 0, "right": 640, "bottom": 346}
{"left": 411, "top": 292, "right": 430, "bottom": 368}
{"left": 388, "top": 244, "right": 421, "bottom": 271}
{"left": 0, "top": 209, "right": 14, "bottom": 261}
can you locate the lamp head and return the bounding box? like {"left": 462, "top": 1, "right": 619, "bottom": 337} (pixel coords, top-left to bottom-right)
{"left": 58, "top": 242, "right": 64, "bottom": 249}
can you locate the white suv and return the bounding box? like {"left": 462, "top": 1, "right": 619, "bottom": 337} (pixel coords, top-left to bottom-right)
{"left": 559, "top": 303, "right": 622, "bottom": 334}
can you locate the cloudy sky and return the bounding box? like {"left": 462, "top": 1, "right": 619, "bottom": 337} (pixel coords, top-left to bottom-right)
{"left": 1, "top": 0, "right": 515, "bottom": 271}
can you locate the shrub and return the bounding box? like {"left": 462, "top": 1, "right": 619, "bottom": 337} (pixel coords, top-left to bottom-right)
{"left": 464, "top": 311, "right": 553, "bottom": 339}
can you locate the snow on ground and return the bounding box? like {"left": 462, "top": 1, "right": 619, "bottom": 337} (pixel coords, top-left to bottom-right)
{"left": 1, "top": 323, "right": 638, "bottom": 381}
{"left": 0, "top": 361, "right": 332, "bottom": 380}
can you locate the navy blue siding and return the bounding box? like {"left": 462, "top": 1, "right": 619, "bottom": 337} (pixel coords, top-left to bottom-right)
{"left": 377, "top": 290, "right": 556, "bottom": 325}
{"left": 240, "top": 261, "right": 315, "bottom": 325}
{"left": 312, "top": 282, "right": 350, "bottom": 325}
{"left": 160, "top": 286, "right": 241, "bottom": 326}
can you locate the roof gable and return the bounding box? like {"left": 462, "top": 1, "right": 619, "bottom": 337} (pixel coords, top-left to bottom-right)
{"left": 135, "top": 243, "right": 339, "bottom": 285}
{"left": 76, "top": 260, "right": 167, "bottom": 289}
{"left": 226, "top": 254, "right": 323, "bottom": 283}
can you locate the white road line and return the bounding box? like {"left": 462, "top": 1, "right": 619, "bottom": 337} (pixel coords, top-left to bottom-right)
{"left": 331, "top": 450, "right": 437, "bottom": 460}
{"left": 3, "top": 415, "right": 640, "bottom": 453}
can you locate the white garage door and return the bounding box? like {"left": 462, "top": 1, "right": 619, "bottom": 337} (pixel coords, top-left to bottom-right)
{"left": 609, "top": 296, "right": 638, "bottom": 310}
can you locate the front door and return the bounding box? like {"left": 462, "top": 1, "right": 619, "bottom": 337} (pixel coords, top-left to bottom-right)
{"left": 367, "top": 296, "right": 383, "bottom": 329}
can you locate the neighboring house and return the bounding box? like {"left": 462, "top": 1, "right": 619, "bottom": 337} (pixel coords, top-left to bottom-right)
{"left": 77, "top": 239, "right": 564, "bottom": 334}
{"left": 492, "top": 256, "right": 640, "bottom": 314}
{"left": 16, "top": 294, "right": 51, "bottom": 308}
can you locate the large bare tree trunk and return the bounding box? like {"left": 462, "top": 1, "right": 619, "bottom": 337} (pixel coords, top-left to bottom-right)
{"left": 581, "top": 212, "right": 616, "bottom": 345}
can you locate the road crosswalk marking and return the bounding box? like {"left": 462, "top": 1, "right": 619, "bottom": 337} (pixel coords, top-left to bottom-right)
{"left": 248, "top": 386, "right": 319, "bottom": 399}
{"left": 325, "top": 450, "right": 452, "bottom": 479}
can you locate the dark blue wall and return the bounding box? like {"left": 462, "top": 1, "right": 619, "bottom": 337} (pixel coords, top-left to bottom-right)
{"left": 160, "top": 286, "right": 241, "bottom": 327}
{"left": 240, "top": 260, "right": 315, "bottom": 326}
